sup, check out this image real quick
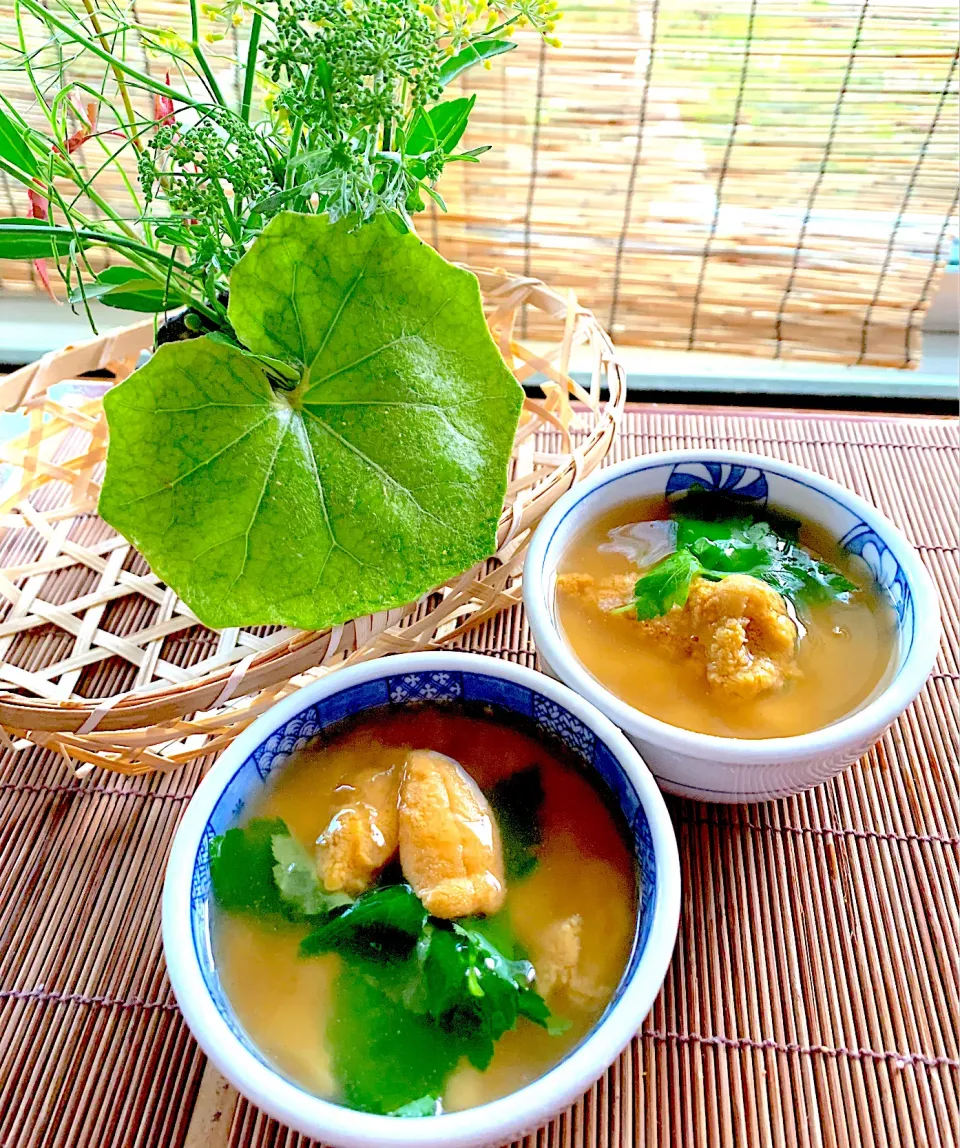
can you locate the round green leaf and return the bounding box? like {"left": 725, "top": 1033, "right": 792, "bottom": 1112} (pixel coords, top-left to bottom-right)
{"left": 98, "top": 212, "right": 523, "bottom": 630}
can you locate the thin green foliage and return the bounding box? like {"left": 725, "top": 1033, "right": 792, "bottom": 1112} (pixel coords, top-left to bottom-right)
{"left": 618, "top": 495, "right": 857, "bottom": 622}
{"left": 1, "top": 0, "right": 562, "bottom": 323}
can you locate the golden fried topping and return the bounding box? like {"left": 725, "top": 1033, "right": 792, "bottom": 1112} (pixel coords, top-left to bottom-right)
{"left": 556, "top": 571, "right": 637, "bottom": 612}
{"left": 315, "top": 763, "right": 400, "bottom": 896}
{"left": 398, "top": 749, "right": 505, "bottom": 919}
{"left": 534, "top": 914, "right": 608, "bottom": 1008}
{"left": 558, "top": 570, "right": 799, "bottom": 699}
{"left": 684, "top": 574, "right": 799, "bottom": 698}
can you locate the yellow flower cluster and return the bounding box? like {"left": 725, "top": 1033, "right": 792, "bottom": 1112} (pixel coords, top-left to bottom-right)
{"left": 417, "top": 0, "right": 562, "bottom": 52}
{"left": 200, "top": 0, "right": 246, "bottom": 37}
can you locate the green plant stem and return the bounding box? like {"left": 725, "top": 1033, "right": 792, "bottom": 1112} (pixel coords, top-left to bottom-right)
{"left": 65, "top": 79, "right": 145, "bottom": 213}
{"left": 16, "top": 0, "right": 55, "bottom": 128}
{"left": 188, "top": 0, "right": 226, "bottom": 106}
{"left": 284, "top": 70, "right": 316, "bottom": 190}
{"left": 17, "top": 0, "right": 206, "bottom": 110}
{"left": 0, "top": 155, "right": 38, "bottom": 187}
{"left": 240, "top": 13, "right": 262, "bottom": 124}
{"left": 76, "top": 0, "right": 144, "bottom": 152}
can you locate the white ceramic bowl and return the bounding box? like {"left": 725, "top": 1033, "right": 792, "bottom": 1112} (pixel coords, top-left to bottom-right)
{"left": 523, "top": 450, "right": 941, "bottom": 803}
{"left": 163, "top": 651, "right": 681, "bottom": 1148}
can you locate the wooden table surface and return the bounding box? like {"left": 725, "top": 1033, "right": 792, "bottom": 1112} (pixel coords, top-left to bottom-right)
{"left": 1, "top": 403, "right": 957, "bottom": 1148}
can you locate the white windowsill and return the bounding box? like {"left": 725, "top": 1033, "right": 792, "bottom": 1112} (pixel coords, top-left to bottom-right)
{"left": 1, "top": 272, "right": 957, "bottom": 402}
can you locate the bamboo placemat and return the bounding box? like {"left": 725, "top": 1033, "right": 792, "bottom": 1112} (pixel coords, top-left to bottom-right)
{"left": 0, "top": 404, "right": 957, "bottom": 1148}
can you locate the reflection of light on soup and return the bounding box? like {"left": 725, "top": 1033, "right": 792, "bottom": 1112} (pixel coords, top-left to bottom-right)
{"left": 214, "top": 705, "right": 637, "bottom": 1113}
{"left": 555, "top": 497, "right": 897, "bottom": 740}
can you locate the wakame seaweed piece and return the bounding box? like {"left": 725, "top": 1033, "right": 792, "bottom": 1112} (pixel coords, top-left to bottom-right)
{"left": 487, "top": 765, "right": 545, "bottom": 880}
{"left": 328, "top": 956, "right": 463, "bottom": 1116}
{"left": 628, "top": 548, "right": 703, "bottom": 621}
{"left": 271, "top": 835, "right": 353, "bottom": 920}
{"left": 299, "top": 884, "right": 427, "bottom": 958}
{"left": 209, "top": 818, "right": 289, "bottom": 916}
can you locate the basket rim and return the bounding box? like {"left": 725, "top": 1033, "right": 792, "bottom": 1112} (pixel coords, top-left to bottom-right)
{"left": 0, "top": 266, "right": 626, "bottom": 736}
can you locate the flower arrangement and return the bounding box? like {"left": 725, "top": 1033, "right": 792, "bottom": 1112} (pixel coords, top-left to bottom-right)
{"left": 0, "top": 0, "right": 561, "bottom": 631}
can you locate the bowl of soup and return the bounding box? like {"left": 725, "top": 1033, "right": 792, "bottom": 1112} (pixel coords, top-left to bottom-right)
{"left": 523, "top": 450, "right": 940, "bottom": 802}
{"left": 163, "top": 652, "right": 680, "bottom": 1147}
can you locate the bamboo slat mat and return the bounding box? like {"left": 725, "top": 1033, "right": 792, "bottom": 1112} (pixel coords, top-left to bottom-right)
{"left": 0, "top": 404, "right": 957, "bottom": 1148}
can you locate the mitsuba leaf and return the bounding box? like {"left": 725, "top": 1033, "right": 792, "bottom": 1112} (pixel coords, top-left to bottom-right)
{"left": 408, "top": 919, "right": 564, "bottom": 1073}
{"left": 272, "top": 834, "right": 352, "bottom": 919}
{"left": 210, "top": 816, "right": 348, "bottom": 921}
{"left": 209, "top": 817, "right": 289, "bottom": 916}
{"left": 329, "top": 956, "right": 462, "bottom": 1115}
{"left": 389, "top": 1095, "right": 442, "bottom": 1118}
{"left": 299, "top": 884, "right": 427, "bottom": 958}
{"left": 98, "top": 212, "right": 523, "bottom": 630}
{"left": 673, "top": 511, "right": 856, "bottom": 606}
{"left": 315, "top": 890, "right": 567, "bottom": 1113}
{"left": 487, "top": 765, "right": 544, "bottom": 880}
{"left": 517, "top": 988, "right": 572, "bottom": 1036}
{"left": 630, "top": 548, "right": 703, "bottom": 620}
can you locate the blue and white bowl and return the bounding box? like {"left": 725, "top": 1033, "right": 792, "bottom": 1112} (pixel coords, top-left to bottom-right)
{"left": 523, "top": 450, "right": 941, "bottom": 803}
{"left": 163, "top": 652, "right": 681, "bottom": 1148}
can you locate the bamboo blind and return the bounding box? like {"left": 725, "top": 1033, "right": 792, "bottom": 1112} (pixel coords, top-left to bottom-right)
{"left": 1, "top": 1, "right": 958, "bottom": 367}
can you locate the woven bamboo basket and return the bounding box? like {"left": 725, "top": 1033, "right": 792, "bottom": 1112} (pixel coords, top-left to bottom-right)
{"left": 0, "top": 269, "right": 625, "bottom": 776}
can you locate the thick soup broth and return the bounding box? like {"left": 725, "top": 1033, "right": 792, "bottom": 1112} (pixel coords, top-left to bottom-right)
{"left": 556, "top": 497, "right": 896, "bottom": 739}
{"left": 214, "top": 705, "right": 637, "bottom": 1113}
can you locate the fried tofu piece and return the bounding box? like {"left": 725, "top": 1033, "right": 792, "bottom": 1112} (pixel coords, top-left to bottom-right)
{"left": 534, "top": 914, "right": 607, "bottom": 1008}
{"left": 559, "top": 569, "right": 799, "bottom": 699}
{"left": 315, "top": 763, "right": 400, "bottom": 896}
{"left": 398, "top": 749, "right": 505, "bottom": 919}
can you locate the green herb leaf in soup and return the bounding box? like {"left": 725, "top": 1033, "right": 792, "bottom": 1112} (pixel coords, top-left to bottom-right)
{"left": 210, "top": 817, "right": 348, "bottom": 922}
{"left": 209, "top": 818, "right": 290, "bottom": 917}
{"left": 389, "top": 1095, "right": 442, "bottom": 1118}
{"left": 99, "top": 212, "right": 524, "bottom": 630}
{"left": 673, "top": 511, "right": 856, "bottom": 607}
{"left": 410, "top": 919, "right": 564, "bottom": 1073}
{"left": 300, "top": 884, "right": 427, "bottom": 958}
{"left": 630, "top": 548, "right": 703, "bottom": 620}
{"left": 271, "top": 834, "right": 352, "bottom": 920}
{"left": 329, "top": 956, "right": 463, "bottom": 1116}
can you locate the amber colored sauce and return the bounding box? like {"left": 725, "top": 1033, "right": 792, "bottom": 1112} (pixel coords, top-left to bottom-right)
{"left": 555, "top": 498, "right": 897, "bottom": 739}
{"left": 214, "top": 706, "right": 637, "bottom": 1111}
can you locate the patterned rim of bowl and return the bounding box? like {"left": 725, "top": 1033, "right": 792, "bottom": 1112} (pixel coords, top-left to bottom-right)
{"left": 523, "top": 449, "right": 941, "bottom": 764}
{"left": 162, "top": 652, "right": 681, "bottom": 1148}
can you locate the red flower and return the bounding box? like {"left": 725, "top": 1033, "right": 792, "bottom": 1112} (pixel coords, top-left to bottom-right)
{"left": 26, "top": 185, "right": 58, "bottom": 303}
{"left": 54, "top": 100, "right": 98, "bottom": 156}
{"left": 28, "top": 98, "right": 103, "bottom": 303}
{"left": 155, "top": 75, "right": 176, "bottom": 126}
